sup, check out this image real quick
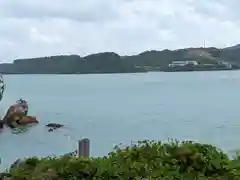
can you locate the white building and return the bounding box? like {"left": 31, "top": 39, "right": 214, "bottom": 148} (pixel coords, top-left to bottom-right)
{"left": 218, "top": 61, "right": 232, "bottom": 68}
{"left": 168, "top": 61, "right": 198, "bottom": 68}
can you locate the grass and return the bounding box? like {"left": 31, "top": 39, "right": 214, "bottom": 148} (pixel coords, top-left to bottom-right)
{"left": 4, "top": 139, "right": 240, "bottom": 179}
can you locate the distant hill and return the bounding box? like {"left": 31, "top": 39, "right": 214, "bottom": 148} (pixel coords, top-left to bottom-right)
{"left": 1, "top": 44, "right": 240, "bottom": 74}
{"left": 223, "top": 44, "right": 240, "bottom": 50}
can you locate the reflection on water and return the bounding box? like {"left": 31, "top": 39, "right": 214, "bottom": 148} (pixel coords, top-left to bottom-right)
{"left": 11, "top": 127, "right": 29, "bottom": 134}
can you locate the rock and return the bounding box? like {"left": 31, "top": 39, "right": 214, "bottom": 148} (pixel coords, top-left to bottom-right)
{"left": 4, "top": 112, "right": 25, "bottom": 128}
{"left": 46, "top": 123, "right": 64, "bottom": 128}
{"left": 46, "top": 123, "right": 64, "bottom": 132}
{"left": 48, "top": 128, "right": 54, "bottom": 132}
{"left": 5, "top": 114, "right": 38, "bottom": 128}
{"left": 17, "top": 116, "right": 38, "bottom": 125}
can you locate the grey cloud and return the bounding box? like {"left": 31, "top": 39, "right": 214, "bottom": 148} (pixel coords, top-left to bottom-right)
{"left": 192, "top": 0, "right": 240, "bottom": 22}
{"left": 0, "top": 18, "right": 31, "bottom": 41}
{"left": 0, "top": 0, "right": 120, "bottom": 22}
{"left": 0, "top": 0, "right": 240, "bottom": 62}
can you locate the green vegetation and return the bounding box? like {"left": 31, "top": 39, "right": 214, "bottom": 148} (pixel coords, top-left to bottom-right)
{"left": 1, "top": 44, "right": 240, "bottom": 74}
{"left": 4, "top": 140, "right": 240, "bottom": 179}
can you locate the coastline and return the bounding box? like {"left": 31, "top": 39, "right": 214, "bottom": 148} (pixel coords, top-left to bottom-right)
{"left": 1, "top": 68, "right": 240, "bottom": 75}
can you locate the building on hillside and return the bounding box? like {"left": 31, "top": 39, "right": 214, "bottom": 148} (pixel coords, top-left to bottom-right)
{"left": 218, "top": 61, "right": 232, "bottom": 68}
{"left": 168, "top": 61, "right": 198, "bottom": 68}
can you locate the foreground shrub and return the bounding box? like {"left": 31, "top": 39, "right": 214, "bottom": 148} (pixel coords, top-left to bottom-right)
{"left": 5, "top": 140, "right": 240, "bottom": 179}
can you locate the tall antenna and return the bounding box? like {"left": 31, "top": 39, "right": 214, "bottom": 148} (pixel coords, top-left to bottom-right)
{"left": 203, "top": 39, "right": 206, "bottom": 48}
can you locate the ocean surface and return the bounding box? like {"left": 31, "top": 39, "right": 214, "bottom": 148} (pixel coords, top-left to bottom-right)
{"left": 1, "top": 71, "right": 240, "bottom": 170}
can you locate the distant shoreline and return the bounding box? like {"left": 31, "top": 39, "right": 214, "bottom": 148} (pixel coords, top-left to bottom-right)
{"left": 0, "top": 71, "right": 147, "bottom": 75}
{"left": 1, "top": 68, "right": 240, "bottom": 75}
{"left": 1, "top": 44, "right": 240, "bottom": 74}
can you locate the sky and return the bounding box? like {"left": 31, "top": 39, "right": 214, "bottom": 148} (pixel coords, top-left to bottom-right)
{"left": 0, "top": 0, "right": 240, "bottom": 62}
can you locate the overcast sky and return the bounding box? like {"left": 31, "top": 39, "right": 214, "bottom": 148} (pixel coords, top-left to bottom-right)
{"left": 0, "top": 0, "right": 239, "bottom": 62}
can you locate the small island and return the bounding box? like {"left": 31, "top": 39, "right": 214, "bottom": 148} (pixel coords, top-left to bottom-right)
{"left": 1, "top": 44, "right": 240, "bottom": 74}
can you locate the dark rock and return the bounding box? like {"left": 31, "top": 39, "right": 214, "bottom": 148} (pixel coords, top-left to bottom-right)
{"left": 48, "top": 128, "right": 54, "bottom": 132}
{"left": 46, "top": 123, "right": 64, "bottom": 128}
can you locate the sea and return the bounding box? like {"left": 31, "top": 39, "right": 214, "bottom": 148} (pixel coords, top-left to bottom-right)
{"left": 1, "top": 71, "right": 240, "bottom": 170}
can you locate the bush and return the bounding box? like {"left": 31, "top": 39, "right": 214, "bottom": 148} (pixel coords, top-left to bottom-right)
{"left": 5, "top": 140, "right": 240, "bottom": 179}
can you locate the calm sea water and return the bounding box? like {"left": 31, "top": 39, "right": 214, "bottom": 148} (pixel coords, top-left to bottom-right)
{"left": 1, "top": 71, "right": 240, "bottom": 170}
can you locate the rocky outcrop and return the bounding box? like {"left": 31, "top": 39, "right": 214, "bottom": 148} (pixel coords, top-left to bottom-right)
{"left": 46, "top": 123, "right": 64, "bottom": 132}
{"left": 4, "top": 113, "right": 38, "bottom": 128}
{"left": 46, "top": 123, "right": 64, "bottom": 128}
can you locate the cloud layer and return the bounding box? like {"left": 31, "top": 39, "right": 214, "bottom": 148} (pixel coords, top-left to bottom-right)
{"left": 0, "top": 0, "right": 239, "bottom": 62}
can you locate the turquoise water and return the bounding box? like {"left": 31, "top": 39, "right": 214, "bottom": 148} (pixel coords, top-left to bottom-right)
{"left": 1, "top": 71, "right": 240, "bottom": 170}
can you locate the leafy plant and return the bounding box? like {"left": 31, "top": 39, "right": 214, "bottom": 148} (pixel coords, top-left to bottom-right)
{"left": 5, "top": 139, "right": 240, "bottom": 180}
